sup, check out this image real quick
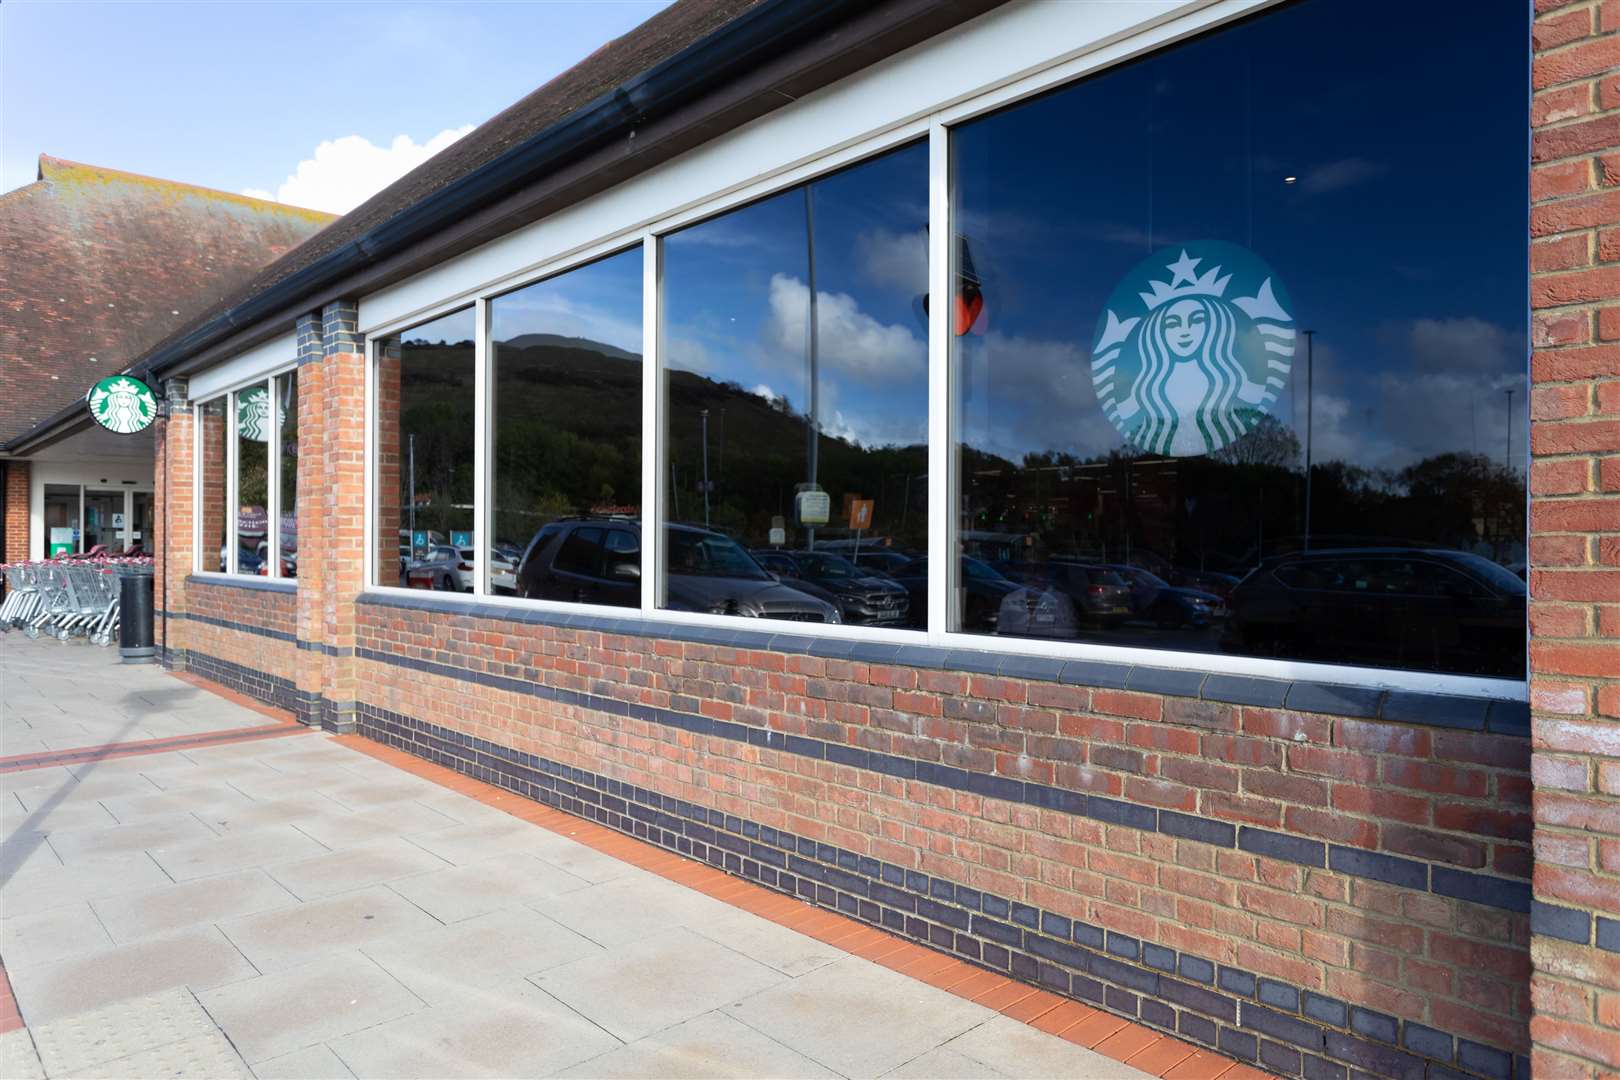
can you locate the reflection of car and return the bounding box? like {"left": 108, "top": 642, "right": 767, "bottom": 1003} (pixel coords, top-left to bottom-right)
{"left": 1224, "top": 548, "right": 1525, "bottom": 676}
{"left": 890, "top": 555, "right": 1020, "bottom": 631}
{"left": 750, "top": 550, "right": 909, "bottom": 625}
{"left": 995, "top": 585, "right": 1081, "bottom": 639}
{"left": 1167, "top": 568, "right": 1241, "bottom": 601}
{"left": 516, "top": 520, "right": 839, "bottom": 622}
{"left": 490, "top": 548, "right": 518, "bottom": 594}
{"left": 997, "top": 560, "right": 1134, "bottom": 627}
{"left": 1097, "top": 564, "right": 1224, "bottom": 629}
{"left": 405, "top": 544, "right": 473, "bottom": 592}
{"left": 848, "top": 549, "right": 913, "bottom": 578}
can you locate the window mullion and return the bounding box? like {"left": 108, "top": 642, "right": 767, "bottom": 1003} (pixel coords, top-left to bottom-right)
{"left": 268, "top": 378, "right": 281, "bottom": 578}
{"left": 641, "top": 232, "right": 660, "bottom": 614}
{"left": 926, "top": 120, "right": 951, "bottom": 643}
{"left": 474, "top": 297, "right": 490, "bottom": 596}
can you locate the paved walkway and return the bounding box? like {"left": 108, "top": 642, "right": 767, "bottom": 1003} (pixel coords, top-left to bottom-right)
{"left": 0, "top": 636, "right": 1194, "bottom": 1079}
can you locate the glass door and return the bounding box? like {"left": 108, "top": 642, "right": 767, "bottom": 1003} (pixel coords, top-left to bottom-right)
{"left": 132, "top": 491, "right": 154, "bottom": 554}
{"left": 83, "top": 489, "right": 126, "bottom": 553}
{"left": 43, "top": 484, "right": 79, "bottom": 557}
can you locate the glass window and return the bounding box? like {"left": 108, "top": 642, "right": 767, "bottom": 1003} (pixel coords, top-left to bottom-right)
{"left": 374, "top": 308, "right": 476, "bottom": 589}
{"left": 491, "top": 247, "right": 642, "bottom": 602}
{"left": 948, "top": 0, "right": 1525, "bottom": 677}
{"left": 234, "top": 383, "right": 270, "bottom": 575}
{"left": 42, "top": 484, "right": 78, "bottom": 558}
{"left": 660, "top": 140, "right": 928, "bottom": 627}
{"left": 276, "top": 371, "right": 299, "bottom": 577}
{"left": 198, "top": 397, "right": 229, "bottom": 572}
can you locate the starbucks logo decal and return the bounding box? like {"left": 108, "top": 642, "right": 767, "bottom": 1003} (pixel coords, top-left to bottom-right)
{"left": 1092, "top": 241, "right": 1295, "bottom": 457}
{"left": 86, "top": 375, "right": 156, "bottom": 435}
{"left": 236, "top": 385, "right": 281, "bottom": 442}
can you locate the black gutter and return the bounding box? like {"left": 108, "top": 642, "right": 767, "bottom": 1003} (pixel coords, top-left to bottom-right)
{"left": 130, "top": 0, "right": 875, "bottom": 384}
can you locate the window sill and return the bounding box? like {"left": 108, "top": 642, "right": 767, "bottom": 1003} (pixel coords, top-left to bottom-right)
{"left": 187, "top": 573, "right": 297, "bottom": 593}
{"left": 356, "top": 589, "right": 1529, "bottom": 736}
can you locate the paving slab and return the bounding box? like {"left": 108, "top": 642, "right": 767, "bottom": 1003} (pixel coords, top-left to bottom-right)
{"left": 190, "top": 794, "right": 352, "bottom": 836}
{"left": 99, "top": 784, "right": 254, "bottom": 824}
{"left": 0, "top": 850, "right": 174, "bottom": 918}
{"left": 383, "top": 854, "right": 591, "bottom": 924}
{"left": 218, "top": 884, "right": 443, "bottom": 973}
{"left": 287, "top": 802, "right": 461, "bottom": 851}
{"left": 723, "top": 955, "right": 991, "bottom": 1079}
{"left": 531, "top": 926, "right": 786, "bottom": 1042}
{"left": 148, "top": 824, "right": 329, "bottom": 881}
{"left": 199, "top": 952, "right": 426, "bottom": 1064}
{"left": 70, "top": 1031, "right": 253, "bottom": 1079}
{"left": 265, "top": 836, "right": 452, "bottom": 901}
{"left": 361, "top": 906, "right": 601, "bottom": 1004}
{"left": 0, "top": 1028, "right": 45, "bottom": 1080}
{"left": 558, "top": 1009, "right": 836, "bottom": 1079}
{"left": 7, "top": 924, "right": 259, "bottom": 1025}
{"left": 328, "top": 981, "right": 620, "bottom": 1079}
{"left": 2, "top": 798, "right": 117, "bottom": 840}
{"left": 0, "top": 902, "right": 113, "bottom": 970}
{"left": 882, "top": 1046, "right": 1006, "bottom": 1078}
{"left": 45, "top": 811, "right": 217, "bottom": 863}
{"left": 530, "top": 868, "right": 742, "bottom": 947}
{"left": 90, "top": 868, "right": 299, "bottom": 943}
{"left": 941, "top": 1014, "right": 1150, "bottom": 1079}
{"left": 249, "top": 1043, "right": 357, "bottom": 1079}
{"left": 24, "top": 987, "right": 221, "bottom": 1076}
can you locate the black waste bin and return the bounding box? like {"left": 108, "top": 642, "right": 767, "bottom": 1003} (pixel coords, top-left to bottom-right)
{"left": 118, "top": 562, "right": 156, "bottom": 664}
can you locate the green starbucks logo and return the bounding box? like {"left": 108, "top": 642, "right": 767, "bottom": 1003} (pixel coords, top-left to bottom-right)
{"left": 86, "top": 375, "right": 156, "bottom": 435}
{"left": 1093, "top": 241, "right": 1295, "bottom": 457}
{"left": 236, "top": 385, "right": 281, "bottom": 442}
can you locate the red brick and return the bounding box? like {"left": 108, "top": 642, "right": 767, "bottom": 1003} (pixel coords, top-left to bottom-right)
{"left": 1383, "top": 759, "right": 1489, "bottom": 798}
{"left": 1534, "top": 499, "right": 1620, "bottom": 534}
{"left": 1603, "top": 456, "right": 1620, "bottom": 491}
{"left": 1089, "top": 691, "right": 1161, "bottom": 722}
{"left": 1532, "top": 419, "right": 1620, "bottom": 455}
{"left": 1537, "top": 267, "right": 1620, "bottom": 308}
{"left": 1532, "top": 6, "right": 1592, "bottom": 50}
{"left": 1383, "top": 824, "right": 1489, "bottom": 868}
{"left": 1535, "top": 160, "right": 1595, "bottom": 203}
{"left": 1536, "top": 717, "right": 1620, "bottom": 758}
{"left": 1535, "top": 383, "right": 1594, "bottom": 420}
{"left": 1331, "top": 783, "right": 1429, "bottom": 825}
{"left": 1531, "top": 753, "right": 1590, "bottom": 791}
{"left": 1533, "top": 534, "right": 1592, "bottom": 566}
{"left": 1287, "top": 745, "right": 1377, "bottom": 784}
{"left": 1334, "top": 719, "right": 1430, "bottom": 757}
{"left": 1533, "top": 459, "right": 1592, "bottom": 495}
{"left": 1537, "top": 344, "right": 1620, "bottom": 382}
{"left": 1285, "top": 806, "right": 1377, "bottom": 848}
{"left": 1530, "top": 600, "right": 1591, "bottom": 636}
{"left": 1240, "top": 708, "right": 1330, "bottom": 744}
{"left": 1537, "top": 792, "right": 1620, "bottom": 833}
{"left": 1535, "top": 190, "right": 1620, "bottom": 238}
{"left": 1434, "top": 804, "right": 1533, "bottom": 843}
{"left": 1598, "top": 381, "right": 1620, "bottom": 414}
{"left": 1535, "top": 37, "right": 1620, "bottom": 90}
{"left": 1537, "top": 112, "right": 1620, "bottom": 165}
{"left": 1530, "top": 1016, "right": 1620, "bottom": 1069}
{"left": 1532, "top": 640, "right": 1620, "bottom": 676}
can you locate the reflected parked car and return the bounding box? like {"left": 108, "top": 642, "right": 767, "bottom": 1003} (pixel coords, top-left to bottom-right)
{"left": 1096, "top": 564, "right": 1224, "bottom": 629}
{"left": 889, "top": 555, "right": 1020, "bottom": 631}
{"left": 405, "top": 544, "right": 473, "bottom": 592}
{"left": 516, "top": 520, "right": 840, "bottom": 622}
{"left": 848, "top": 549, "right": 914, "bottom": 578}
{"left": 997, "top": 559, "right": 1134, "bottom": 627}
{"left": 750, "top": 550, "right": 909, "bottom": 625}
{"left": 1223, "top": 548, "right": 1525, "bottom": 677}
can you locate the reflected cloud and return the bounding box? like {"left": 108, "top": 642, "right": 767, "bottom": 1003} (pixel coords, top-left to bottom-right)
{"left": 856, "top": 228, "right": 928, "bottom": 294}
{"left": 764, "top": 274, "right": 925, "bottom": 385}
{"left": 1299, "top": 157, "right": 1387, "bottom": 193}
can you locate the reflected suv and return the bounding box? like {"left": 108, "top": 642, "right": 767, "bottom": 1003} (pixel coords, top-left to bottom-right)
{"left": 516, "top": 520, "right": 839, "bottom": 622}
{"left": 1223, "top": 547, "right": 1525, "bottom": 677}
{"left": 751, "top": 550, "right": 909, "bottom": 625}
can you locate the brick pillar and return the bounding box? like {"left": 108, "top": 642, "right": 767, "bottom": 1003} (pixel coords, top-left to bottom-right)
{"left": 293, "top": 312, "right": 325, "bottom": 726}
{"left": 1526, "top": 4, "right": 1620, "bottom": 1077}
{"left": 319, "top": 299, "right": 365, "bottom": 733}
{"left": 153, "top": 379, "right": 193, "bottom": 664}
{"left": 2, "top": 460, "right": 29, "bottom": 563}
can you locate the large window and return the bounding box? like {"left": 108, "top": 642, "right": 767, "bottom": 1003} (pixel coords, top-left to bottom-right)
{"left": 374, "top": 308, "right": 476, "bottom": 590}
{"left": 360, "top": 0, "right": 1527, "bottom": 688}
{"left": 193, "top": 374, "right": 301, "bottom": 577}
{"left": 234, "top": 382, "right": 270, "bottom": 576}
{"left": 491, "top": 248, "right": 642, "bottom": 600}
{"left": 659, "top": 141, "right": 928, "bottom": 626}
{"left": 947, "top": 0, "right": 1526, "bottom": 677}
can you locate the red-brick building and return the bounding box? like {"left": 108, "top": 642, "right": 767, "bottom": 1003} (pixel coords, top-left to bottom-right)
{"left": 0, "top": 157, "right": 333, "bottom": 562}
{"left": 127, "top": 1, "right": 1619, "bottom": 1077}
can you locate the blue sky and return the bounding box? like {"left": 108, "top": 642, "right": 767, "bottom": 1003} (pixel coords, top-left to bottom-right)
{"left": 1, "top": 1, "right": 668, "bottom": 207}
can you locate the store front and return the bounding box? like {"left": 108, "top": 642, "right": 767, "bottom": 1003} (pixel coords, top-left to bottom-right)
{"left": 125, "top": 0, "right": 1619, "bottom": 1077}
{"left": 39, "top": 479, "right": 154, "bottom": 557}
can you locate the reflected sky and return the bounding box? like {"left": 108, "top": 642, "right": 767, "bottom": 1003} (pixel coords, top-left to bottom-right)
{"left": 952, "top": 0, "right": 1526, "bottom": 472}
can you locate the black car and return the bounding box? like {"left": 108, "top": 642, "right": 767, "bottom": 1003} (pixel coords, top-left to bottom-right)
{"left": 1096, "top": 563, "right": 1224, "bottom": 629}
{"left": 1223, "top": 547, "right": 1525, "bottom": 676}
{"left": 889, "top": 555, "right": 1020, "bottom": 631}
{"left": 751, "top": 550, "right": 910, "bottom": 625}
{"left": 516, "top": 519, "right": 840, "bottom": 622}
{"left": 848, "top": 549, "right": 913, "bottom": 578}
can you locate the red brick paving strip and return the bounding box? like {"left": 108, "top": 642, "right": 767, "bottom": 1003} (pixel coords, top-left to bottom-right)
{"left": 334, "top": 731, "right": 1254, "bottom": 1079}
{"left": 0, "top": 670, "right": 306, "bottom": 774}
{"left": 0, "top": 961, "right": 20, "bottom": 1035}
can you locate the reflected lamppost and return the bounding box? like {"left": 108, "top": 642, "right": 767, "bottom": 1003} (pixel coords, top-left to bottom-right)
{"left": 700, "top": 409, "right": 711, "bottom": 528}
{"left": 804, "top": 186, "right": 821, "bottom": 551}
{"left": 1301, "top": 329, "right": 1315, "bottom": 552}
{"left": 1504, "top": 387, "right": 1515, "bottom": 473}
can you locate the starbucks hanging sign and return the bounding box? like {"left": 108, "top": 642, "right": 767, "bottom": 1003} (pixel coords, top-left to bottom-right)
{"left": 86, "top": 375, "right": 157, "bottom": 435}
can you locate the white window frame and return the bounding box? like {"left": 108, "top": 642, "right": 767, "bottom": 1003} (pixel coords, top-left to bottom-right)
{"left": 190, "top": 362, "right": 297, "bottom": 583}
{"left": 354, "top": 0, "right": 1526, "bottom": 702}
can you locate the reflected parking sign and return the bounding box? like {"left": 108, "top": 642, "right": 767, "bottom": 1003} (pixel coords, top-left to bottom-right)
{"left": 849, "top": 499, "right": 874, "bottom": 530}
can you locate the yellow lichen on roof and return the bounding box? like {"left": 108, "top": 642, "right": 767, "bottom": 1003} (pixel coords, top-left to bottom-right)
{"left": 35, "top": 155, "right": 336, "bottom": 225}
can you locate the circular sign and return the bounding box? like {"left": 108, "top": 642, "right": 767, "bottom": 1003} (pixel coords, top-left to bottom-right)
{"left": 236, "top": 385, "right": 283, "bottom": 442}
{"left": 1091, "top": 241, "right": 1296, "bottom": 457}
{"left": 86, "top": 375, "right": 157, "bottom": 435}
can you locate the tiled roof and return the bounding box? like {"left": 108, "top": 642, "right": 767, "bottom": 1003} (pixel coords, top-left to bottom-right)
{"left": 0, "top": 156, "right": 335, "bottom": 444}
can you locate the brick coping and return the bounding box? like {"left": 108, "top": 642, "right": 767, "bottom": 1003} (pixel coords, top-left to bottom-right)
{"left": 331, "top": 731, "right": 1263, "bottom": 1080}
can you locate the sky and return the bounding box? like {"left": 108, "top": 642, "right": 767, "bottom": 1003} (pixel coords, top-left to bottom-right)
{"left": 1, "top": 1, "right": 669, "bottom": 212}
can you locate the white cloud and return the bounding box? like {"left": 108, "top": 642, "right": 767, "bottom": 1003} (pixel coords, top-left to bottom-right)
{"left": 764, "top": 274, "right": 924, "bottom": 385}
{"left": 244, "top": 126, "right": 474, "bottom": 214}
{"left": 1299, "top": 157, "right": 1387, "bottom": 194}
{"left": 857, "top": 228, "right": 927, "bottom": 294}
{"left": 1406, "top": 316, "right": 1520, "bottom": 373}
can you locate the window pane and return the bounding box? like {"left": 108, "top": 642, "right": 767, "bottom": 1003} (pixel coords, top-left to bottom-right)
{"left": 43, "top": 484, "right": 79, "bottom": 558}
{"left": 660, "top": 141, "right": 927, "bottom": 627}
{"left": 234, "top": 384, "right": 271, "bottom": 575}
{"left": 198, "top": 398, "right": 229, "bottom": 572}
{"left": 277, "top": 371, "right": 299, "bottom": 578}
{"left": 491, "top": 248, "right": 641, "bottom": 602}
{"left": 948, "top": 0, "right": 1526, "bottom": 678}
{"left": 374, "top": 308, "right": 476, "bottom": 590}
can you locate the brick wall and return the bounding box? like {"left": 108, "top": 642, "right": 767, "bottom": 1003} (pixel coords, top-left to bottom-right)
{"left": 1527, "top": 1, "right": 1620, "bottom": 1077}
{"left": 2, "top": 461, "right": 29, "bottom": 563}
{"left": 345, "top": 599, "right": 1533, "bottom": 1078}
